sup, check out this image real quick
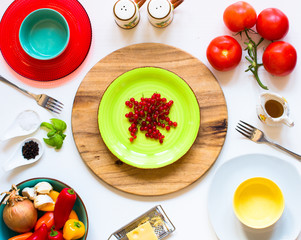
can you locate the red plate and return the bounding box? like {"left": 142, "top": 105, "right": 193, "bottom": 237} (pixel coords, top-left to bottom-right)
{"left": 0, "top": 0, "right": 92, "bottom": 81}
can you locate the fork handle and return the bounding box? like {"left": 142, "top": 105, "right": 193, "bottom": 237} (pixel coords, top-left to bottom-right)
{"left": 0, "top": 75, "right": 34, "bottom": 98}
{"left": 267, "top": 141, "right": 301, "bottom": 160}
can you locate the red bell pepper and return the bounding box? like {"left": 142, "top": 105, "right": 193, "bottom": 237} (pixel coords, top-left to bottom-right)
{"left": 54, "top": 188, "right": 77, "bottom": 230}
{"left": 48, "top": 227, "right": 64, "bottom": 240}
{"left": 26, "top": 223, "right": 48, "bottom": 240}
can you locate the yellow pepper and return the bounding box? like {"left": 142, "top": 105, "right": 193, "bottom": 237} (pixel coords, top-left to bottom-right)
{"left": 49, "top": 190, "right": 60, "bottom": 201}
{"left": 38, "top": 202, "right": 55, "bottom": 211}
{"left": 38, "top": 190, "right": 60, "bottom": 211}
{"left": 63, "top": 219, "right": 85, "bottom": 240}
{"left": 68, "top": 210, "right": 79, "bottom": 220}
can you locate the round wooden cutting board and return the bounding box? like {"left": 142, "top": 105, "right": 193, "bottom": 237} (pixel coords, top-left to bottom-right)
{"left": 72, "top": 43, "right": 227, "bottom": 196}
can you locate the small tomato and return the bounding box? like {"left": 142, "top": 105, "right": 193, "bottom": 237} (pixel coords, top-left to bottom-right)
{"left": 223, "top": 1, "right": 257, "bottom": 32}
{"left": 256, "top": 8, "right": 289, "bottom": 40}
{"left": 262, "top": 41, "right": 297, "bottom": 76}
{"left": 206, "top": 35, "right": 242, "bottom": 71}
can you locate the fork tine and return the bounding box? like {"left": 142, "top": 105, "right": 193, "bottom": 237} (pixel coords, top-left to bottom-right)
{"left": 47, "top": 100, "right": 63, "bottom": 110}
{"left": 48, "top": 97, "right": 64, "bottom": 107}
{"left": 46, "top": 102, "right": 62, "bottom": 113}
{"left": 239, "top": 120, "right": 255, "bottom": 129}
{"left": 237, "top": 122, "right": 253, "bottom": 133}
{"left": 45, "top": 105, "right": 61, "bottom": 114}
{"left": 236, "top": 125, "right": 252, "bottom": 135}
{"left": 235, "top": 128, "right": 251, "bottom": 139}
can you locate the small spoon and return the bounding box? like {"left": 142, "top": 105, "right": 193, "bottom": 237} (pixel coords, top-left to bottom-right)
{"left": 0, "top": 110, "right": 40, "bottom": 142}
{"left": 3, "top": 137, "right": 44, "bottom": 171}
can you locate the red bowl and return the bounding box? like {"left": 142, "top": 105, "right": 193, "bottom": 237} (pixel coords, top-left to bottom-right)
{"left": 0, "top": 0, "right": 92, "bottom": 81}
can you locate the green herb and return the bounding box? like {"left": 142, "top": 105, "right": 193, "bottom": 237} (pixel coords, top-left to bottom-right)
{"left": 40, "top": 118, "right": 67, "bottom": 149}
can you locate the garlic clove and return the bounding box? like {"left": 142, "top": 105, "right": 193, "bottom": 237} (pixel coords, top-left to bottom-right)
{"left": 34, "top": 194, "right": 54, "bottom": 209}
{"left": 34, "top": 182, "right": 53, "bottom": 194}
{"left": 22, "top": 187, "right": 37, "bottom": 200}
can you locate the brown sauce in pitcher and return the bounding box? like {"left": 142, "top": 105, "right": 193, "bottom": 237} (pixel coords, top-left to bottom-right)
{"left": 265, "top": 100, "right": 284, "bottom": 118}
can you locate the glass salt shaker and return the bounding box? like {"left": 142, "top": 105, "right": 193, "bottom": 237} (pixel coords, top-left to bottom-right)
{"left": 113, "top": 0, "right": 146, "bottom": 29}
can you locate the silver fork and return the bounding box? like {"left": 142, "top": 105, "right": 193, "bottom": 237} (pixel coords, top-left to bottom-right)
{"left": 236, "top": 120, "right": 301, "bottom": 160}
{"left": 0, "top": 75, "right": 63, "bottom": 114}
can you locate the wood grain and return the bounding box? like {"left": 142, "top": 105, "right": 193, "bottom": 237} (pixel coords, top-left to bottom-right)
{"left": 71, "top": 43, "right": 227, "bottom": 196}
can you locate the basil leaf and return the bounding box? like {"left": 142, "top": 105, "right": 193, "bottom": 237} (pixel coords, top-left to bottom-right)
{"left": 51, "top": 118, "right": 67, "bottom": 131}
{"left": 41, "top": 122, "right": 55, "bottom": 131}
{"left": 59, "top": 132, "right": 66, "bottom": 140}
{"left": 43, "top": 134, "right": 64, "bottom": 149}
{"left": 47, "top": 130, "right": 57, "bottom": 138}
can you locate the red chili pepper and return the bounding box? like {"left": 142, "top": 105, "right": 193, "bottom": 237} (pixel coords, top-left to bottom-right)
{"left": 48, "top": 227, "right": 64, "bottom": 240}
{"left": 26, "top": 223, "right": 48, "bottom": 240}
{"left": 35, "top": 212, "right": 54, "bottom": 231}
{"left": 54, "top": 188, "right": 77, "bottom": 230}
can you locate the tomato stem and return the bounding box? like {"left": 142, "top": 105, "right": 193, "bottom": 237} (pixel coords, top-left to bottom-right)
{"left": 243, "top": 29, "right": 268, "bottom": 90}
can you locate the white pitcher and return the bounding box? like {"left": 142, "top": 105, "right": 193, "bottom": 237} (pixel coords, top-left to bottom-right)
{"left": 256, "top": 92, "right": 294, "bottom": 127}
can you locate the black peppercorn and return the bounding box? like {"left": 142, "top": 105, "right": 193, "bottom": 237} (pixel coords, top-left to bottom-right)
{"left": 22, "top": 140, "right": 39, "bottom": 160}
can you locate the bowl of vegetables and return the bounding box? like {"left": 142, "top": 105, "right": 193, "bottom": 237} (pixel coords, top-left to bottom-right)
{"left": 0, "top": 178, "right": 88, "bottom": 240}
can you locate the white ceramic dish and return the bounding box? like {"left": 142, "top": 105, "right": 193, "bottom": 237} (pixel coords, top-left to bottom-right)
{"left": 0, "top": 110, "right": 40, "bottom": 142}
{"left": 208, "top": 154, "right": 301, "bottom": 240}
{"left": 2, "top": 137, "right": 44, "bottom": 171}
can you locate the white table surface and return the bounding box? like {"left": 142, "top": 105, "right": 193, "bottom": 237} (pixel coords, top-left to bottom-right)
{"left": 1, "top": 0, "right": 301, "bottom": 239}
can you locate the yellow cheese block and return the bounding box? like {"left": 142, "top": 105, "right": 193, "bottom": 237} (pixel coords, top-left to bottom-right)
{"left": 126, "top": 221, "right": 158, "bottom": 240}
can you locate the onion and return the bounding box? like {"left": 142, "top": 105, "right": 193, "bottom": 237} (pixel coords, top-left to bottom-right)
{"left": 2, "top": 185, "right": 37, "bottom": 233}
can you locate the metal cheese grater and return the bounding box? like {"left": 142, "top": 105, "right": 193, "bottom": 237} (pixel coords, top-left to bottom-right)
{"left": 108, "top": 205, "right": 175, "bottom": 240}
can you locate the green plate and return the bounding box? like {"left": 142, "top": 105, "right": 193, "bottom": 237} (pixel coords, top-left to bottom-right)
{"left": 98, "top": 67, "right": 200, "bottom": 168}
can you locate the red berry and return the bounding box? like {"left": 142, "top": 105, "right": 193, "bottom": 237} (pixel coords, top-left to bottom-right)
{"left": 125, "top": 93, "right": 176, "bottom": 144}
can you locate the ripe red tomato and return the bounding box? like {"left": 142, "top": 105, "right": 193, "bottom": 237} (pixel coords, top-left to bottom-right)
{"left": 262, "top": 41, "right": 297, "bottom": 76}
{"left": 206, "top": 36, "right": 242, "bottom": 71}
{"left": 223, "top": 1, "right": 257, "bottom": 32}
{"left": 256, "top": 8, "right": 289, "bottom": 40}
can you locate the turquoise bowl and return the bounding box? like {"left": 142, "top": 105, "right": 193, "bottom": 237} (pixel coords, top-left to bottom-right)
{"left": 19, "top": 9, "right": 70, "bottom": 60}
{"left": 0, "top": 178, "right": 88, "bottom": 240}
